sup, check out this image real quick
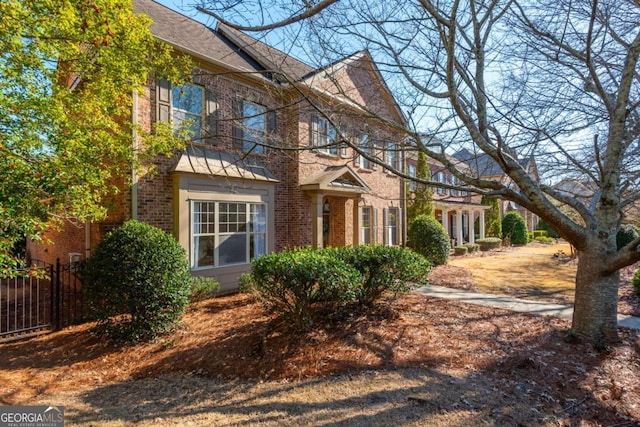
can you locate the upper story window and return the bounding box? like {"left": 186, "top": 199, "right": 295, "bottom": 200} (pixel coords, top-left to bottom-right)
{"left": 242, "top": 101, "right": 266, "bottom": 155}
{"left": 157, "top": 78, "right": 216, "bottom": 144}
{"left": 436, "top": 171, "right": 447, "bottom": 195}
{"left": 232, "top": 98, "right": 276, "bottom": 155}
{"left": 408, "top": 164, "right": 416, "bottom": 191}
{"left": 310, "top": 115, "right": 339, "bottom": 156}
{"left": 172, "top": 84, "right": 204, "bottom": 138}
{"left": 450, "top": 175, "right": 459, "bottom": 196}
{"left": 355, "top": 133, "right": 374, "bottom": 170}
{"left": 384, "top": 141, "right": 399, "bottom": 171}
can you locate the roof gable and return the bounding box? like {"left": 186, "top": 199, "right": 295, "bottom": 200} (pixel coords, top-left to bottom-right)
{"left": 301, "top": 51, "right": 405, "bottom": 124}
{"left": 301, "top": 166, "right": 371, "bottom": 194}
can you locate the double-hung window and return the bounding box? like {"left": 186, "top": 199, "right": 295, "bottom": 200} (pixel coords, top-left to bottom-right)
{"left": 172, "top": 84, "right": 204, "bottom": 138}
{"left": 242, "top": 101, "right": 267, "bottom": 155}
{"left": 361, "top": 206, "right": 372, "bottom": 244}
{"left": 408, "top": 164, "right": 416, "bottom": 191}
{"left": 355, "top": 133, "right": 373, "bottom": 169}
{"left": 384, "top": 141, "right": 398, "bottom": 171}
{"left": 437, "top": 172, "right": 447, "bottom": 195}
{"left": 384, "top": 207, "right": 399, "bottom": 246}
{"left": 310, "top": 115, "right": 339, "bottom": 156}
{"left": 157, "top": 78, "right": 215, "bottom": 143}
{"left": 191, "top": 201, "right": 267, "bottom": 269}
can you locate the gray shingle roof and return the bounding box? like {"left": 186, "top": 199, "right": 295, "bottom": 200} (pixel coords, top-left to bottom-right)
{"left": 134, "top": 0, "right": 264, "bottom": 75}
{"left": 134, "top": 0, "right": 314, "bottom": 82}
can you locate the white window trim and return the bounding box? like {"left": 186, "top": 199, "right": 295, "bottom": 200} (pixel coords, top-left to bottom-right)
{"left": 191, "top": 200, "right": 267, "bottom": 270}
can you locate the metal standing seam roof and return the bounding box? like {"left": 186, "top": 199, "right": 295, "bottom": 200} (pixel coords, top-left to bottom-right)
{"left": 171, "top": 146, "right": 279, "bottom": 182}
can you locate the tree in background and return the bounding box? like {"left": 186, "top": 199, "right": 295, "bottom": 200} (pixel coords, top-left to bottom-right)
{"left": 199, "top": 0, "right": 640, "bottom": 344}
{"left": 481, "top": 196, "right": 501, "bottom": 238}
{"left": 407, "top": 151, "right": 434, "bottom": 224}
{"left": 0, "top": 0, "right": 190, "bottom": 271}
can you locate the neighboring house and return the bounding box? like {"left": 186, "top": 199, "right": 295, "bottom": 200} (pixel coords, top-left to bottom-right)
{"left": 406, "top": 150, "right": 490, "bottom": 246}
{"left": 453, "top": 148, "right": 540, "bottom": 232}
{"left": 27, "top": 0, "right": 407, "bottom": 291}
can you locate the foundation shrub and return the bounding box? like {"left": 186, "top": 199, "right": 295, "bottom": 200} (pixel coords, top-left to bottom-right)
{"left": 189, "top": 277, "right": 220, "bottom": 303}
{"left": 330, "top": 245, "right": 431, "bottom": 306}
{"left": 502, "top": 211, "right": 529, "bottom": 245}
{"left": 83, "top": 220, "right": 192, "bottom": 343}
{"left": 407, "top": 214, "right": 451, "bottom": 266}
{"left": 463, "top": 243, "right": 479, "bottom": 253}
{"left": 454, "top": 246, "right": 468, "bottom": 256}
{"left": 534, "top": 236, "right": 554, "bottom": 244}
{"left": 533, "top": 230, "right": 548, "bottom": 238}
{"left": 249, "top": 248, "right": 360, "bottom": 330}
{"left": 476, "top": 237, "right": 502, "bottom": 251}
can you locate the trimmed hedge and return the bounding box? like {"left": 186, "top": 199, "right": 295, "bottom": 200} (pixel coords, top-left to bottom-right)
{"left": 329, "top": 245, "right": 431, "bottom": 306}
{"left": 407, "top": 214, "right": 451, "bottom": 266}
{"left": 453, "top": 246, "right": 468, "bottom": 256}
{"left": 250, "top": 247, "right": 360, "bottom": 330}
{"left": 247, "top": 246, "right": 431, "bottom": 329}
{"left": 534, "top": 236, "right": 554, "bottom": 244}
{"left": 463, "top": 243, "right": 479, "bottom": 253}
{"left": 83, "top": 220, "right": 192, "bottom": 343}
{"left": 476, "top": 237, "right": 502, "bottom": 251}
{"left": 502, "top": 211, "right": 529, "bottom": 245}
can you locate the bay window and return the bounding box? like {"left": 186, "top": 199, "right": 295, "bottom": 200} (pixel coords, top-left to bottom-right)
{"left": 192, "top": 201, "right": 267, "bottom": 269}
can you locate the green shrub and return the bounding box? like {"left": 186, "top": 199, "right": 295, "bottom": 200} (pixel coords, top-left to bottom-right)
{"left": 537, "top": 218, "right": 559, "bottom": 238}
{"left": 407, "top": 214, "right": 451, "bottom": 266}
{"left": 83, "top": 220, "right": 192, "bottom": 343}
{"left": 463, "top": 243, "right": 479, "bottom": 253}
{"left": 189, "top": 277, "right": 220, "bottom": 303}
{"left": 533, "top": 230, "right": 548, "bottom": 238}
{"left": 481, "top": 196, "right": 502, "bottom": 238}
{"left": 632, "top": 269, "right": 640, "bottom": 295}
{"left": 238, "top": 273, "right": 255, "bottom": 293}
{"left": 502, "top": 211, "right": 529, "bottom": 245}
{"left": 249, "top": 248, "right": 360, "bottom": 330}
{"left": 454, "top": 246, "right": 468, "bottom": 256}
{"left": 616, "top": 224, "right": 639, "bottom": 251}
{"left": 330, "top": 245, "right": 431, "bottom": 306}
{"left": 534, "top": 236, "right": 554, "bottom": 244}
{"left": 527, "top": 232, "right": 534, "bottom": 242}
{"left": 476, "top": 237, "right": 502, "bottom": 251}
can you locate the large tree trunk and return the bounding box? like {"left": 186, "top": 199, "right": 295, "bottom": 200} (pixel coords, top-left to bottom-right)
{"left": 572, "top": 250, "right": 620, "bottom": 345}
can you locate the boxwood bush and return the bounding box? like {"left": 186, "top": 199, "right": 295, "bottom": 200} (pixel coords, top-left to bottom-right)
{"left": 407, "top": 214, "right": 450, "bottom": 265}
{"left": 249, "top": 247, "right": 360, "bottom": 330}
{"left": 83, "top": 220, "right": 192, "bottom": 343}
{"left": 476, "top": 237, "right": 502, "bottom": 251}
{"left": 502, "top": 211, "right": 529, "bottom": 245}
{"left": 329, "top": 245, "right": 431, "bottom": 306}
{"left": 454, "top": 245, "right": 468, "bottom": 256}
{"left": 617, "top": 224, "right": 639, "bottom": 251}
{"left": 463, "top": 243, "right": 479, "bottom": 253}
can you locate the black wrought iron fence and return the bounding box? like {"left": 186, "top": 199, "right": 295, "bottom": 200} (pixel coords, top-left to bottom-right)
{"left": 0, "top": 259, "right": 84, "bottom": 341}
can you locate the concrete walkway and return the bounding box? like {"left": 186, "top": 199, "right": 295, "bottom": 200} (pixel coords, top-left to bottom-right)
{"left": 415, "top": 284, "right": 640, "bottom": 331}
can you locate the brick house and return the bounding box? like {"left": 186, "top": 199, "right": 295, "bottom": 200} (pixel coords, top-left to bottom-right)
{"left": 406, "top": 148, "right": 490, "bottom": 247}
{"left": 453, "top": 147, "right": 540, "bottom": 233}
{"left": 28, "top": 0, "right": 408, "bottom": 291}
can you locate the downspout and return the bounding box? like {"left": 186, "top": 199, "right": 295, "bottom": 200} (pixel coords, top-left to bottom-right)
{"left": 131, "top": 90, "right": 139, "bottom": 220}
